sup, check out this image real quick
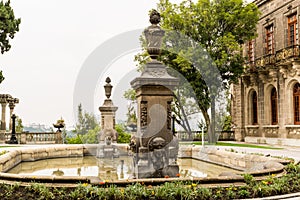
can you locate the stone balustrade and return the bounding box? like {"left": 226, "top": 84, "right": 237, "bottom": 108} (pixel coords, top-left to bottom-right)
{"left": 176, "top": 130, "right": 235, "bottom": 141}
{"left": 3, "top": 132, "right": 62, "bottom": 144}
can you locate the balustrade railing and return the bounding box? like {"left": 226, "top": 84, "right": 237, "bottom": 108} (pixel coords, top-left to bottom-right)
{"left": 176, "top": 130, "right": 235, "bottom": 141}
{"left": 247, "top": 45, "right": 300, "bottom": 70}
{"left": 3, "top": 132, "right": 62, "bottom": 144}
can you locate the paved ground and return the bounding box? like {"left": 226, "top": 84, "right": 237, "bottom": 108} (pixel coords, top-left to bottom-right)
{"left": 210, "top": 143, "right": 300, "bottom": 200}
{"left": 212, "top": 142, "right": 300, "bottom": 162}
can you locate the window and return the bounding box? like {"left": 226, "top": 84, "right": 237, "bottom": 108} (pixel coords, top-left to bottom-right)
{"left": 288, "top": 14, "right": 297, "bottom": 46}
{"left": 266, "top": 25, "right": 274, "bottom": 54}
{"left": 294, "top": 83, "right": 300, "bottom": 125}
{"left": 248, "top": 40, "right": 255, "bottom": 65}
{"left": 252, "top": 91, "right": 258, "bottom": 125}
{"left": 271, "top": 88, "right": 278, "bottom": 125}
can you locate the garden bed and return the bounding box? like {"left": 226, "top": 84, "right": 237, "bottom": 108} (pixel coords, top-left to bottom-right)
{"left": 0, "top": 162, "right": 299, "bottom": 199}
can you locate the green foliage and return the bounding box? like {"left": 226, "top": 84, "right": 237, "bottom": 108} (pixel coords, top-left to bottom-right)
{"left": 81, "top": 125, "right": 100, "bottom": 144}
{"left": 285, "top": 162, "right": 300, "bottom": 173}
{"left": 115, "top": 124, "right": 131, "bottom": 143}
{"left": 0, "top": 0, "right": 21, "bottom": 54}
{"left": 123, "top": 89, "right": 136, "bottom": 101}
{"left": 243, "top": 174, "right": 254, "bottom": 185}
{"left": 74, "top": 104, "right": 98, "bottom": 135}
{"left": 123, "top": 89, "right": 137, "bottom": 127}
{"left": 66, "top": 134, "right": 82, "bottom": 144}
{"left": 3, "top": 165, "right": 300, "bottom": 200}
{"left": 67, "top": 125, "right": 100, "bottom": 144}
{"left": 15, "top": 116, "right": 23, "bottom": 133}
{"left": 67, "top": 104, "right": 100, "bottom": 144}
{"left": 0, "top": 150, "right": 8, "bottom": 156}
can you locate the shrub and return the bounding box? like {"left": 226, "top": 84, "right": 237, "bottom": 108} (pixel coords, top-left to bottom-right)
{"left": 116, "top": 124, "right": 131, "bottom": 143}
{"left": 66, "top": 135, "right": 83, "bottom": 144}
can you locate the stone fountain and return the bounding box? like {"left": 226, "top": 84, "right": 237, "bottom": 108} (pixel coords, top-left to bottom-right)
{"left": 130, "top": 10, "right": 179, "bottom": 178}
{"left": 97, "top": 77, "right": 119, "bottom": 158}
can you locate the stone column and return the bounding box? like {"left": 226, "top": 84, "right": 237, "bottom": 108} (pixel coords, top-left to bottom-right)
{"left": 232, "top": 80, "right": 245, "bottom": 142}
{"left": 8, "top": 102, "right": 15, "bottom": 131}
{"left": 1, "top": 102, "right": 7, "bottom": 131}
{"left": 278, "top": 65, "right": 288, "bottom": 138}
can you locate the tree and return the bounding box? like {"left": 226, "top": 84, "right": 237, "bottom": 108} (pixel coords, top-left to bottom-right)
{"left": 80, "top": 125, "right": 100, "bottom": 144}
{"left": 68, "top": 104, "right": 99, "bottom": 144}
{"left": 0, "top": 0, "right": 21, "bottom": 83}
{"left": 153, "top": 0, "right": 259, "bottom": 143}
{"left": 74, "top": 104, "right": 98, "bottom": 135}
{"left": 0, "top": 0, "right": 21, "bottom": 54}
{"left": 123, "top": 89, "right": 137, "bottom": 131}
{"left": 115, "top": 124, "right": 131, "bottom": 143}
{"left": 15, "top": 115, "right": 23, "bottom": 133}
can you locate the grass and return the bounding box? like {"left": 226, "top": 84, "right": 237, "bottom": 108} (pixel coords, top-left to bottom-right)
{"left": 0, "top": 146, "right": 19, "bottom": 148}
{"left": 180, "top": 141, "right": 283, "bottom": 150}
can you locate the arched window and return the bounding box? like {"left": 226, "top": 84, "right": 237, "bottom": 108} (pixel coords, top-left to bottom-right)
{"left": 271, "top": 88, "right": 278, "bottom": 125}
{"left": 294, "top": 83, "right": 300, "bottom": 125}
{"left": 252, "top": 91, "right": 258, "bottom": 125}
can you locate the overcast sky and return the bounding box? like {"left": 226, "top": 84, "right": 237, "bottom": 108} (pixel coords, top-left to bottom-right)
{"left": 0, "top": 0, "right": 253, "bottom": 129}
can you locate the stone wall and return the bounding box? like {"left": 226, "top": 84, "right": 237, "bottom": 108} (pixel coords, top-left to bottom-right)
{"left": 179, "top": 145, "right": 286, "bottom": 173}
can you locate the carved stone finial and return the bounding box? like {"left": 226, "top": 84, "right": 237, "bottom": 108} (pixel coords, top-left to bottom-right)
{"left": 149, "top": 9, "right": 161, "bottom": 25}
{"left": 104, "top": 77, "right": 113, "bottom": 99}
{"left": 144, "top": 10, "right": 164, "bottom": 59}
{"left": 105, "top": 77, "right": 111, "bottom": 84}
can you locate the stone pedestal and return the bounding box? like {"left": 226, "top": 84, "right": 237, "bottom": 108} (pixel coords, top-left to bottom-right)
{"left": 97, "top": 77, "right": 119, "bottom": 158}
{"left": 131, "top": 62, "right": 180, "bottom": 178}
{"left": 130, "top": 10, "right": 179, "bottom": 179}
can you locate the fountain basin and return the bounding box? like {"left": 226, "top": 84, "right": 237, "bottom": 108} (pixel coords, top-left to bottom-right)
{"left": 0, "top": 144, "right": 287, "bottom": 186}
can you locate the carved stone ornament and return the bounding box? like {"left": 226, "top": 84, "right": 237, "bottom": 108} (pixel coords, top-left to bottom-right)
{"left": 167, "top": 102, "right": 172, "bottom": 130}
{"left": 149, "top": 9, "right": 161, "bottom": 25}
{"left": 279, "top": 66, "right": 288, "bottom": 79}
{"left": 140, "top": 101, "right": 148, "bottom": 127}
{"left": 144, "top": 10, "right": 165, "bottom": 59}
{"left": 258, "top": 69, "right": 269, "bottom": 83}
{"left": 148, "top": 69, "right": 166, "bottom": 77}
{"left": 242, "top": 75, "right": 251, "bottom": 86}
{"left": 104, "top": 77, "right": 112, "bottom": 99}
{"left": 268, "top": 68, "right": 278, "bottom": 82}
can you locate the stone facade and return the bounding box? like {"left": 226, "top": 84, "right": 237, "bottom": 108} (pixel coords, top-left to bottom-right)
{"left": 232, "top": 0, "right": 300, "bottom": 145}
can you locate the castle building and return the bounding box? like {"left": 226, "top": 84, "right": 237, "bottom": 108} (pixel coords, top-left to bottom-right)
{"left": 232, "top": 0, "right": 300, "bottom": 146}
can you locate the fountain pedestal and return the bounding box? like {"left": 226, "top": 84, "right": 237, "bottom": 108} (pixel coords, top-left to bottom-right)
{"left": 130, "top": 10, "right": 179, "bottom": 178}
{"left": 97, "top": 78, "right": 119, "bottom": 158}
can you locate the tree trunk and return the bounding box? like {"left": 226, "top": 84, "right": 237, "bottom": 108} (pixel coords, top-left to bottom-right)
{"left": 174, "top": 92, "right": 192, "bottom": 139}
{"left": 208, "top": 97, "right": 216, "bottom": 144}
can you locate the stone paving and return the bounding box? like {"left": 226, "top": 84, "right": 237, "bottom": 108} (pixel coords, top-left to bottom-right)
{"left": 214, "top": 142, "right": 300, "bottom": 162}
